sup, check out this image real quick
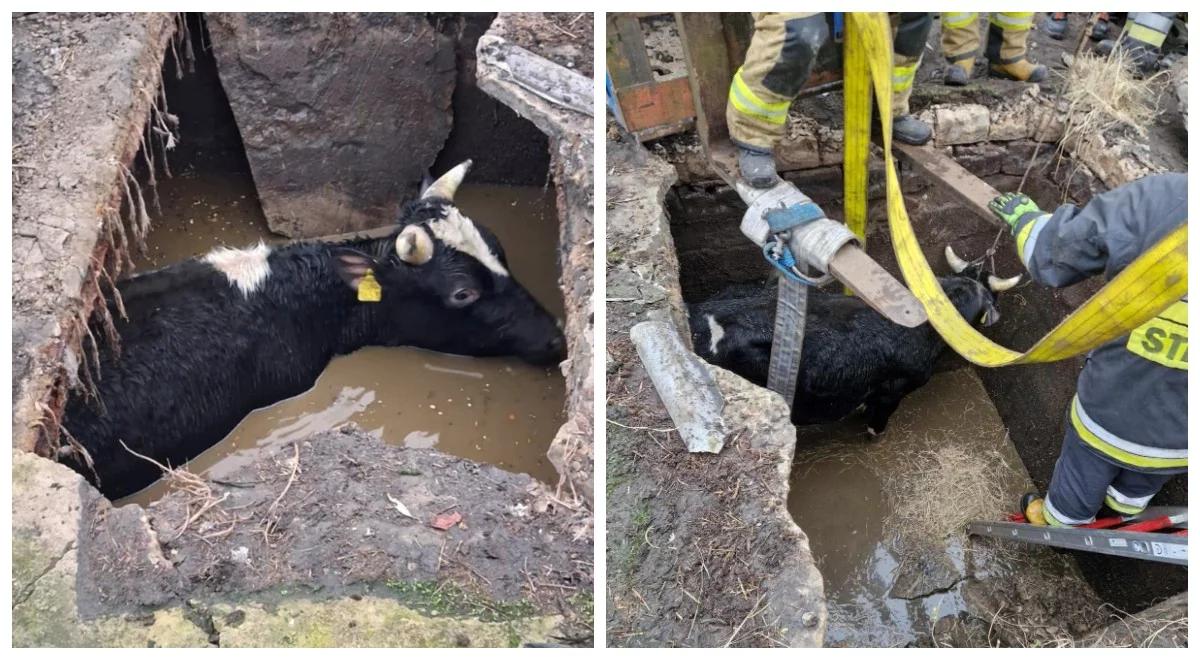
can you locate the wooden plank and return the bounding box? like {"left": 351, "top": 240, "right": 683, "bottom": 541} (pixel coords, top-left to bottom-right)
{"left": 675, "top": 12, "right": 733, "bottom": 156}
{"left": 892, "top": 142, "right": 1005, "bottom": 228}
{"left": 606, "top": 14, "right": 654, "bottom": 89}
{"left": 631, "top": 117, "right": 694, "bottom": 142}
{"left": 616, "top": 77, "right": 695, "bottom": 134}
{"left": 721, "top": 13, "right": 754, "bottom": 70}
{"left": 827, "top": 245, "right": 927, "bottom": 327}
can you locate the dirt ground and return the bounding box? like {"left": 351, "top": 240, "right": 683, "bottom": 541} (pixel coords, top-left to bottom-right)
{"left": 606, "top": 124, "right": 825, "bottom": 648}
{"left": 495, "top": 12, "right": 593, "bottom": 77}
{"left": 11, "top": 12, "right": 177, "bottom": 457}
{"left": 78, "top": 428, "right": 592, "bottom": 640}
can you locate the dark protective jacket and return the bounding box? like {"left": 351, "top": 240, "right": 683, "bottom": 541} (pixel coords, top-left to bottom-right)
{"left": 1012, "top": 173, "right": 1187, "bottom": 471}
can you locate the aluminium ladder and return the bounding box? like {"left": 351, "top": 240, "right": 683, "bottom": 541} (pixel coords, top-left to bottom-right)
{"left": 967, "top": 506, "right": 1187, "bottom": 566}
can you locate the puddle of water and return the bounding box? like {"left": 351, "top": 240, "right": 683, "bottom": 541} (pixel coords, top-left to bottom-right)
{"left": 132, "top": 170, "right": 272, "bottom": 270}
{"left": 786, "top": 371, "right": 1009, "bottom": 646}
{"left": 121, "top": 173, "right": 564, "bottom": 506}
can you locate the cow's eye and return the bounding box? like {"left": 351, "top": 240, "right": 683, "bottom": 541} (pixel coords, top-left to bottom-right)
{"left": 449, "top": 287, "right": 480, "bottom": 308}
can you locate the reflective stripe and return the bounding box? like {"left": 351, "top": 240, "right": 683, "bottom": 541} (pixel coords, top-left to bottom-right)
{"left": 892, "top": 63, "right": 918, "bottom": 92}
{"left": 729, "top": 69, "right": 789, "bottom": 125}
{"left": 1044, "top": 495, "right": 1094, "bottom": 526}
{"left": 1126, "top": 21, "right": 1169, "bottom": 48}
{"left": 1133, "top": 12, "right": 1175, "bottom": 33}
{"left": 1104, "top": 496, "right": 1144, "bottom": 515}
{"left": 1071, "top": 396, "right": 1188, "bottom": 469}
{"left": 1016, "top": 213, "right": 1050, "bottom": 266}
{"left": 1105, "top": 485, "right": 1153, "bottom": 512}
{"left": 1127, "top": 299, "right": 1188, "bottom": 369}
{"left": 990, "top": 12, "right": 1034, "bottom": 30}
{"left": 943, "top": 12, "right": 977, "bottom": 29}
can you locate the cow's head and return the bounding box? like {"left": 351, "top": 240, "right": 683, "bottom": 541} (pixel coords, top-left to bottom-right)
{"left": 941, "top": 245, "right": 1021, "bottom": 327}
{"left": 332, "top": 160, "right": 566, "bottom": 366}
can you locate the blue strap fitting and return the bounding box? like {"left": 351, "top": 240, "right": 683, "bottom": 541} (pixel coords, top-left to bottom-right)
{"left": 832, "top": 13, "right": 845, "bottom": 43}
{"left": 764, "top": 201, "right": 826, "bottom": 233}
{"left": 763, "top": 240, "right": 821, "bottom": 286}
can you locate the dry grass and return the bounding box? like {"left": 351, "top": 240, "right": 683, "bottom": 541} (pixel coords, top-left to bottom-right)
{"left": 881, "top": 443, "right": 1015, "bottom": 543}
{"left": 119, "top": 440, "right": 237, "bottom": 541}
{"left": 1058, "top": 48, "right": 1166, "bottom": 145}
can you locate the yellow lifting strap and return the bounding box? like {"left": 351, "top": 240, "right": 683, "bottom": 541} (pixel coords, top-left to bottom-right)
{"left": 842, "top": 12, "right": 1188, "bottom": 367}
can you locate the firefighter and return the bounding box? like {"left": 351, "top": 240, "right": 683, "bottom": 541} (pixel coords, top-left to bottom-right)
{"left": 941, "top": 12, "right": 1047, "bottom": 85}
{"left": 986, "top": 174, "right": 1187, "bottom": 527}
{"left": 1041, "top": 12, "right": 1112, "bottom": 41}
{"left": 1096, "top": 12, "right": 1178, "bottom": 75}
{"left": 729, "top": 12, "right": 934, "bottom": 188}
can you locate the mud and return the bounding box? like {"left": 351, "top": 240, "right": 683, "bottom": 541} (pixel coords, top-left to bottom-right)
{"left": 606, "top": 125, "right": 825, "bottom": 648}
{"left": 120, "top": 176, "right": 566, "bottom": 504}
{"left": 135, "top": 429, "right": 592, "bottom": 609}
{"left": 493, "top": 13, "right": 593, "bottom": 78}
{"left": 11, "top": 12, "right": 177, "bottom": 456}
{"left": 15, "top": 430, "right": 592, "bottom": 647}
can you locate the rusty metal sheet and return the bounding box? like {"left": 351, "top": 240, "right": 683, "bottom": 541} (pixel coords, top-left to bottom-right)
{"left": 616, "top": 77, "right": 695, "bottom": 135}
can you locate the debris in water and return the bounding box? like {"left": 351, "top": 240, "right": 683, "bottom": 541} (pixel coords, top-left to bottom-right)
{"left": 386, "top": 492, "right": 416, "bottom": 519}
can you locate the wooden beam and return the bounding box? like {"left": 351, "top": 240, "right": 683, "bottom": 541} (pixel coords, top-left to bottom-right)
{"left": 675, "top": 13, "right": 731, "bottom": 153}
{"left": 892, "top": 142, "right": 1006, "bottom": 228}
{"left": 606, "top": 13, "right": 655, "bottom": 89}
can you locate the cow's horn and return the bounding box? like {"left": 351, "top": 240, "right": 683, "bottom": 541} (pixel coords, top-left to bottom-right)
{"left": 988, "top": 274, "right": 1021, "bottom": 292}
{"left": 396, "top": 225, "right": 433, "bottom": 265}
{"left": 421, "top": 159, "right": 472, "bottom": 201}
{"left": 945, "top": 245, "right": 970, "bottom": 274}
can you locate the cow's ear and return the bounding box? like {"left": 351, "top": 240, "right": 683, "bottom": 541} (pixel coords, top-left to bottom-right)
{"left": 331, "top": 247, "right": 379, "bottom": 290}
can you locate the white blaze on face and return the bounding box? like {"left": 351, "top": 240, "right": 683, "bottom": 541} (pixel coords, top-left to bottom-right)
{"left": 204, "top": 241, "right": 272, "bottom": 296}
{"left": 426, "top": 208, "right": 509, "bottom": 277}
{"left": 706, "top": 314, "right": 725, "bottom": 355}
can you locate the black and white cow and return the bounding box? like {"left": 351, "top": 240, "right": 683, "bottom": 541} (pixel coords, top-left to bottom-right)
{"left": 689, "top": 246, "right": 1019, "bottom": 434}
{"left": 61, "top": 161, "right": 565, "bottom": 498}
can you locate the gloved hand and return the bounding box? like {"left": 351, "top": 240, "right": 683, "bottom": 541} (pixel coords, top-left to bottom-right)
{"left": 988, "top": 192, "right": 1043, "bottom": 232}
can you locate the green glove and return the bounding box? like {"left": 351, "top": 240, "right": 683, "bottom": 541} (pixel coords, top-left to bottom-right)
{"left": 988, "top": 192, "right": 1043, "bottom": 232}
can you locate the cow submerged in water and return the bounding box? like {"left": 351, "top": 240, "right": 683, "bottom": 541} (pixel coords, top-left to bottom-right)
{"left": 689, "top": 246, "right": 1020, "bottom": 435}
{"left": 61, "top": 161, "right": 565, "bottom": 498}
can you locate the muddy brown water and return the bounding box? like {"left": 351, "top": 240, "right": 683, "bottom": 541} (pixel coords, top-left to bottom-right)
{"left": 787, "top": 371, "right": 1011, "bottom": 647}
{"left": 121, "top": 173, "right": 565, "bottom": 506}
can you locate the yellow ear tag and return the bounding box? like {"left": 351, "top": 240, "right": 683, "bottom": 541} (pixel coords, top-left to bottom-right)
{"left": 357, "top": 270, "right": 382, "bottom": 303}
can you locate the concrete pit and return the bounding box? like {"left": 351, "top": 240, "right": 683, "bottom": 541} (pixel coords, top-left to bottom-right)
{"left": 13, "top": 12, "right": 593, "bottom": 647}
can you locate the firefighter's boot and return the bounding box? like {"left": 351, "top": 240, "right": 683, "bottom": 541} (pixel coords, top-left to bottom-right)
{"left": 1042, "top": 13, "right": 1068, "bottom": 40}
{"left": 893, "top": 114, "right": 932, "bottom": 145}
{"left": 985, "top": 13, "right": 1048, "bottom": 82}
{"left": 1020, "top": 492, "right": 1049, "bottom": 526}
{"left": 944, "top": 59, "right": 973, "bottom": 86}
{"left": 737, "top": 145, "right": 780, "bottom": 189}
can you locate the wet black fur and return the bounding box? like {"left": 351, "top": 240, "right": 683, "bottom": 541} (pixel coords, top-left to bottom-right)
{"left": 61, "top": 197, "right": 563, "bottom": 498}
{"left": 688, "top": 275, "right": 999, "bottom": 434}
